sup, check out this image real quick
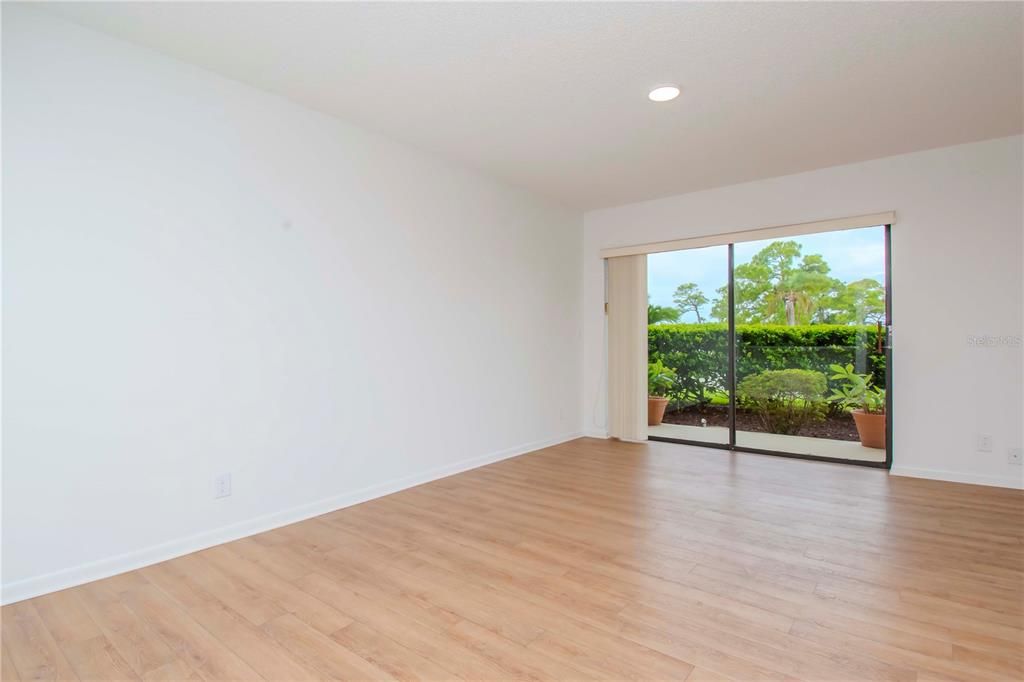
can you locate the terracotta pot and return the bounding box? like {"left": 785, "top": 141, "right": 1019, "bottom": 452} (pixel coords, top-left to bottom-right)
{"left": 852, "top": 410, "right": 886, "bottom": 449}
{"left": 648, "top": 397, "right": 669, "bottom": 426}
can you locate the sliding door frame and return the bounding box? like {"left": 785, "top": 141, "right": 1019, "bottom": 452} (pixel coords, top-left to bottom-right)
{"left": 649, "top": 224, "right": 893, "bottom": 470}
{"left": 727, "top": 244, "right": 737, "bottom": 448}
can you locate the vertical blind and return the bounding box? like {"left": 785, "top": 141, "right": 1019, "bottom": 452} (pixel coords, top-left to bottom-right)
{"left": 606, "top": 255, "right": 648, "bottom": 442}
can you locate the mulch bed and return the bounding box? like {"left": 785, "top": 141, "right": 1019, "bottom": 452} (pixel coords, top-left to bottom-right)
{"left": 662, "top": 404, "right": 861, "bottom": 441}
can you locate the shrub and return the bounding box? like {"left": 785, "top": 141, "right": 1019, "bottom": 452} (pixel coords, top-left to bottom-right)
{"left": 737, "top": 369, "right": 828, "bottom": 435}
{"left": 648, "top": 323, "right": 884, "bottom": 408}
{"left": 648, "top": 360, "right": 676, "bottom": 397}
{"left": 647, "top": 323, "right": 728, "bottom": 406}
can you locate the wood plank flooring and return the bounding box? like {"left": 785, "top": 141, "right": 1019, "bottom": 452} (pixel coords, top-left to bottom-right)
{"left": 3, "top": 437, "right": 1023, "bottom": 680}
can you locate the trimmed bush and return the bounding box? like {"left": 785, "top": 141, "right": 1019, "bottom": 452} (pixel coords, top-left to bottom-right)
{"left": 648, "top": 323, "right": 885, "bottom": 408}
{"left": 737, "top": 369, "right": 828, "bottom": 435}
{"left": 648, "top": 323, "right": 729, "bottom": 406}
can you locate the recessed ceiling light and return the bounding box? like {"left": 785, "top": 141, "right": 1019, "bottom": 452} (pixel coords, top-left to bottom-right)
{"left": 648, "top": 85, "right": 680, "bottom": 102}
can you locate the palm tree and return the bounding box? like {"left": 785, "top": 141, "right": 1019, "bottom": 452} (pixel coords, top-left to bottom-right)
{"left": 648, "top": 304, "right": 680, "bottom": 325}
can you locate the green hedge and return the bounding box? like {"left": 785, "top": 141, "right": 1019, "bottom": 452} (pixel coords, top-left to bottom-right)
{"left": 648, "top": 323, "right": 885, "bottom": 407}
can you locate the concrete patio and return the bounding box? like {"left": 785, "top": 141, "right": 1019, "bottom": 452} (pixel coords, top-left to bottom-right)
{"left": 647, "top": 422, "right": 886, "bottom": 463}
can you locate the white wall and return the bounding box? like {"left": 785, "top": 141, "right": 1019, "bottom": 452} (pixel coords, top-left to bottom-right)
{"left": 584, "top": 136, "right": 1024, "bottom": 489}
{"left": 1, "top": 8, "right": 582, "bottom": 603}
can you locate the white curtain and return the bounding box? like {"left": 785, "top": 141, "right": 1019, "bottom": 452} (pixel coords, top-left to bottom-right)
{"left": 606, "top": 255, "right": 648, "bottom": 442}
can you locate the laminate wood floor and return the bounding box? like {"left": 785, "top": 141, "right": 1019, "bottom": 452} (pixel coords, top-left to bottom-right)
{"left": 3, "top": 438, "right": 1023, "bottom": 681}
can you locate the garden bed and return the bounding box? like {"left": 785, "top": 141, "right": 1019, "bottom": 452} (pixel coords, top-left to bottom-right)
{"left": 662, "top": 404, "right": 861, "bottom": 441}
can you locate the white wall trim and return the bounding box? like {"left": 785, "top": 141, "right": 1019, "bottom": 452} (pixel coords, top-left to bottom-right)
{"left": 1, "top": 432, "right": 582, "bottom": 605}
{"left": 599, "top": 211, "right": 895, "bottom": 258}
{"left": 890, "top": 466, "right": 1024, "bottom": 490}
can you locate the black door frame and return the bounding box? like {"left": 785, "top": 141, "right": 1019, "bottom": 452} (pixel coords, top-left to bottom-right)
{"left": 649, "top": 224, "right": 893, "bottom": 470}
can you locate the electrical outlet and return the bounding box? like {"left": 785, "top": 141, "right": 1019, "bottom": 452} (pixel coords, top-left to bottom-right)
{"left": 214, "top": 473, "right": 232, "bottom": 498}
{"left": 1009, "top": 449, "right": 1023, "bottom": 466}
{"left": 976, "top": 434, "right": 993, "bottom": 452}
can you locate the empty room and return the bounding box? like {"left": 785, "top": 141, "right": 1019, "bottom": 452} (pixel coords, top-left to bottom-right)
{"left": 2, "top": 2, "right": 1023, "bottom": 681}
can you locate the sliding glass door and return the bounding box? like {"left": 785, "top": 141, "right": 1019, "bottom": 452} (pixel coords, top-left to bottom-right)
{"left": 647, "top": 224, "right": 891, "bottom": 467}
{"left": 646, "top": 244, "right": 730, "bottom": 446}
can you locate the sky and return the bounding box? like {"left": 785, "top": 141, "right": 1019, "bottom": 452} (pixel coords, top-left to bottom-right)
{"left": 648, "top": 225, "right": 886, "bottom": 320}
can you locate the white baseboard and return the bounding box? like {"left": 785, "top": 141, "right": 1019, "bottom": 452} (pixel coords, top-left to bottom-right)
{"left": 583, "top": 429, "right": 609, "bottom": 439}
{"left": 890, "top": 466, "right": 1024, "bottom": 490}
{"left": 1, "top": 431, "right": 583, "bottom": 605}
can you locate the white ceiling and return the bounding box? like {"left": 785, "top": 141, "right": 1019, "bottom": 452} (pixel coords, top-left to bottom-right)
{"left": 42, "top": 2, "right": 1024, "bottom": 210}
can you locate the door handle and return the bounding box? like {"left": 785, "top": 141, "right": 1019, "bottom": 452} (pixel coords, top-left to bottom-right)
{"left": 875, "top": 322, "right": 893, "bottom": 352}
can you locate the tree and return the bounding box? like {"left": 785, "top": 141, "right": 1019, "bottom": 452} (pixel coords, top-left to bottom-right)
{"left": 710, "top": 284, "right": 730, "bottom": 322}
{"left": 703, "top": 240, "right": 885, "bottom": 326}
{"left": 783, "top": 259, "right": 842, "bottom": 324}
{"left": 673, "top": 283, "right": 709, "bottom": 322}
{"left": 648, "top": 304, "right": 681, "bottom": 325}
{"left": 836, "top": 278, "right": 885, "bottom": 325}
{"left": 711, "top": 241, "right": 842, "bottom": 325}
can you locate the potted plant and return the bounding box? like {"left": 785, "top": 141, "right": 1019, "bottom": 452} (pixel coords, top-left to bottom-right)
{"left": 828, "top": 363, "right": 886, "bottom": 449}
{"left": 648, "top": 360, "right": 677, "bottom": 426}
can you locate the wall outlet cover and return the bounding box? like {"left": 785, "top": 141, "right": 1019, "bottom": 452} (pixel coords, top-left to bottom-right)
{"left": 1009, "top": 449, "right": 1023, "bottom": 466}
{"left": 214, "top": 473, "right": 232, "bottom": 498}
